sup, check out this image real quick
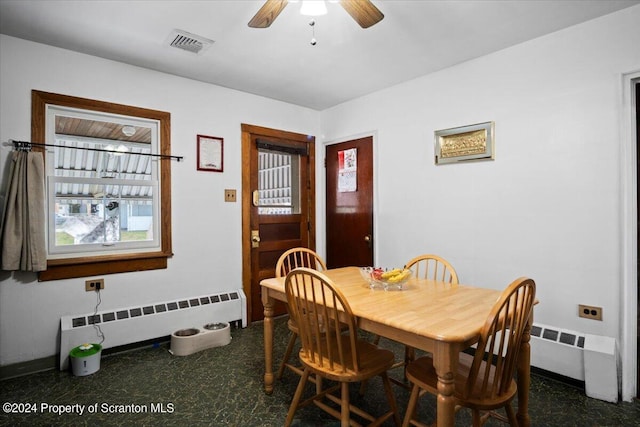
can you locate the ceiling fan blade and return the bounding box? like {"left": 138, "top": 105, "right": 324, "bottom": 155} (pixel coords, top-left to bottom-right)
{"left": 248, "top": 0, "right": 289, "bottom": 28}
{"left": 339, "top": 0, "right": 384, "bottom": 28}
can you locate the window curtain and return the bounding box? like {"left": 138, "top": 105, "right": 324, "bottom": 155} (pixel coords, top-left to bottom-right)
{"left": 0, "top": 150, "right": 47, "bottom": 272}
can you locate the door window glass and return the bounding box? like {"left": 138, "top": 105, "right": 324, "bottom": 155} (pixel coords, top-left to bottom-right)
{"left": 258, "top": 149, "right": 300, "bottom": 215}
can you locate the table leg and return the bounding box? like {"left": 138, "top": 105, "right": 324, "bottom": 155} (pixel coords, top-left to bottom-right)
{"left": 434, "top": 342, "right": 457, "bottom": 427}
{"left": 263, "top": 292, "right": 275, "bottom": 395}
{"left": 516, "top": 313, "right": 533, "bottom": 427}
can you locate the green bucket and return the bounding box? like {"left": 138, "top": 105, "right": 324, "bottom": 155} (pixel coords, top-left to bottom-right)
{"left": 69, "top": 343, "right": 102, "bottom": 376}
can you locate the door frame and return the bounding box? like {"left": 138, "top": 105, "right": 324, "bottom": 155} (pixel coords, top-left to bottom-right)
{"left": 621, "top": 70, "right": 639, "bottom": 400}
{"left": 319, "top": 131, "right": 379, "bottom": 266}
{"left": 241, "top": 123, "right": 316, "bottom": 323}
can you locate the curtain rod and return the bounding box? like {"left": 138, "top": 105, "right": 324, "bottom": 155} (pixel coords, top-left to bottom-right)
{"left": 7, "top": 139, "right": 183, "bottom": 162}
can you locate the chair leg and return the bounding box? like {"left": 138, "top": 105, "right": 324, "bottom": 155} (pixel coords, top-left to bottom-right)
{"left": 505, "top": 402, "right": 518, "bottom": 426}
{"left": 284, "top": 368, "right": 311, "bottom": 427}
{"left": 341, "top": 381, "right": 350, "bottom": 427}
{"left": 402, "top": 383, "right": 421, "bottom": 427}
{"left": 471, "top": 409, "right": 482, "bottom": 427}
{"left": 358, "top": 381, "right": 366, "bottom": 396}
{"left": 373, "top": 334, "right": 381, "bottom": 345}
{"left": 277, "top": 331, "right": 298, "bottom": 379}
{"left": 380, "top": 371, "right": 401, "bottom": 426}
{"left": 405, "top": 346, "right": 415, "bottom": 367}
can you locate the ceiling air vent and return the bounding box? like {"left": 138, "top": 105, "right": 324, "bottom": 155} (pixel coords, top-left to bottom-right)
{"left": 168, "top": 29, "right": 214, "bottom": 54}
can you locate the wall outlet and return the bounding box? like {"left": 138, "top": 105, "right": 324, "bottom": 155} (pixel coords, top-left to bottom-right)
{"left": 224, "top": 189, "right": 236, "bottom": 202}
{"left": 85, "top": 278, "right": 105, "bottom": 292}
{"left": 578, "top": 304, "right": 602, "bottom": 321}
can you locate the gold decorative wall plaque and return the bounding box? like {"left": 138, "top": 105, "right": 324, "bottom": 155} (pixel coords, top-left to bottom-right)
{"left": 435, "top": 121, "right": 495, "bottom": 164}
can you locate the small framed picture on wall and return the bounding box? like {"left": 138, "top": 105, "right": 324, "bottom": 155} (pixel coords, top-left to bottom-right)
{"left": 197, "top": 134, "right": 223, "bottom": 172}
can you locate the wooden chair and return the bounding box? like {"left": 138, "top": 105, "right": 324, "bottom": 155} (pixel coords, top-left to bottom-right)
{"left": 373, "top": 254, "right": 459, "bottom": 383}
{"left": 404, "top": 254, "right": 458, "bottom": 284}
{"left": 402, "top": 277, "right": 536, "bottom": 427}
{"left": 400, "top": 254, "right": 458, "bottom": 368}
{"left": 275, "top": 247, "right": 327, "bottom": 379}
{"left": 284, "top": 267, "right": 401, "bottom": 427}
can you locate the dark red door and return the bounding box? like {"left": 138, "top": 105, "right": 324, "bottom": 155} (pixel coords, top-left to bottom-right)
{"left": 325, "top": 136, "right": 374, "bottom": 268}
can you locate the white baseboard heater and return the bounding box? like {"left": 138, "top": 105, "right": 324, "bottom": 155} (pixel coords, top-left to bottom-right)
{"left": 530, "top": 322, "right": 619, "bottom": 402}
{"left": 60, "top": 289, "right": 247, "bottom": 370}
{"left": 530, "top": 322, "right": 586, "bottom": 380}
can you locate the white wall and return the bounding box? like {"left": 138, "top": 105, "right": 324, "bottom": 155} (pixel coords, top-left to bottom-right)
{"left": 0, "top": 35, "right": 319, "bottom": 366}
{"left": 318, "top": 6, "right": 640, "bottom": 399}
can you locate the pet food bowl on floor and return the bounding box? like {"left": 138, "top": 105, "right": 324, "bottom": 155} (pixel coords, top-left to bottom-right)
{"left": 169, "top": 322, "right": 231, "bottom": 356}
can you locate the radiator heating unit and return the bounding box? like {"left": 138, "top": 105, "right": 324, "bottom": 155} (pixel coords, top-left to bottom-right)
{"left": 530, "top": 322, "right": 618, "bottom": 402}
{"left": 60, "top": 289, "right": 246, "bottom": 370}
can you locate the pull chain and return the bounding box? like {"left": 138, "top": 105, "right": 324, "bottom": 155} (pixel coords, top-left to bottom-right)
{"left": 309, "top": 19, "right": 317, "bottom": 46}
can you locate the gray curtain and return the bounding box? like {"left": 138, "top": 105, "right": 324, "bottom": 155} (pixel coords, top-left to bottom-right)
{"left": 0, "top": 150, "right": 47, "bottom": 271}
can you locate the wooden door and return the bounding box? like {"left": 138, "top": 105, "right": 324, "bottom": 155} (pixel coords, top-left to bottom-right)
{"left": 325, "top": 136, "right": 374, "bottom": 268}
{"left": 241, "top": 124, "right": 316, "bottom": 323}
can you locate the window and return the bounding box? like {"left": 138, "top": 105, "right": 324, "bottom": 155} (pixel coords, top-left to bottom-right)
{"left": 48, "top": 107, "right": 160, "bottom": 255}
{"left": 32, "top": 91, "right": 172, "bottom": 281}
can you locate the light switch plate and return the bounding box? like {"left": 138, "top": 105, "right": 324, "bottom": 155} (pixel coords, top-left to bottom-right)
{"left": 225, "top": 189, "right": 236, "bottom": 202}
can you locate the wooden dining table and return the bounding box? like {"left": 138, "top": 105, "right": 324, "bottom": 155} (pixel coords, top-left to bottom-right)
{"left": 260, "top": 266, "right": 533, "bottom": 427}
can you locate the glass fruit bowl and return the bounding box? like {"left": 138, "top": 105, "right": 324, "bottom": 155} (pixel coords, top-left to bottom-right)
{"left": 360, "top": 267, "right": 412, "bottom": 291}
{"left": 360, "top": 267, "right": 384, "bottom": 289}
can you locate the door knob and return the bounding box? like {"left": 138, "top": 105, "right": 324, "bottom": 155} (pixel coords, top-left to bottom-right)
{"left": 364, "top": 234, "right": 372, "bottom": 248}
{"left": 251, "top": 230, "right": 260, "bottom": 248}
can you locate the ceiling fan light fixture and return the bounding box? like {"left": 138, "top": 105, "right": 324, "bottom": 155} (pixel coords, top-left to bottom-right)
{"left": 300, "top": 0, "right": 327, "bottom": 16}
{"left": 248, "top": 0, "right": 383, "bottom": 29}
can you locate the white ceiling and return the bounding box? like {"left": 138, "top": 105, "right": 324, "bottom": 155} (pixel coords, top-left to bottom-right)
{"left": 1, "top": 0, "right": 638, "bottom": 110}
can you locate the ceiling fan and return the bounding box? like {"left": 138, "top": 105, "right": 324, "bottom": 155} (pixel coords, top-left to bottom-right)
{"left": 248, "top": 0, "right": 384, "bottom": 29}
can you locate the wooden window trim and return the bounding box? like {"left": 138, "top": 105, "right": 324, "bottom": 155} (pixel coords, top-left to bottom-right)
{"left": 32, "top": 90, "right": 173, "bottom": 281}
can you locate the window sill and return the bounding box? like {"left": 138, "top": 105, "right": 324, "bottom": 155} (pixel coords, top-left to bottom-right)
{"left": 38, "top": 252, "right": 173, "bottom": 281}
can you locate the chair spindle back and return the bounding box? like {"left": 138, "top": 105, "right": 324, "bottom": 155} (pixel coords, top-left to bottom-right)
{"left": 285, "top": 267, "right": 360, "bottom": 374}
{"left": 405, "top": 254, "right": 459, "bottom": 284}
{"left": 276, "top": 247, "right": 326, "bottom": 278}
{"left": 465, "top": 277, "right": 536, "bottom": 400}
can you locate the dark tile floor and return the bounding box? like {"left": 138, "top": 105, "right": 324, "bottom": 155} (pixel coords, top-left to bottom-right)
{"left": 0, "top": 317, "right": 638, "bottom": 427}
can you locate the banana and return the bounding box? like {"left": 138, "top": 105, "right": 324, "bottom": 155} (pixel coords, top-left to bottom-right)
{"left": 380, "top": 268, "right": 402, "bottom": 279}
{"left": 387, "top": 275, "right": 400, "bottom": 283}
{"left": 382, "top": 268, "right": 411, "bottom": 283}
